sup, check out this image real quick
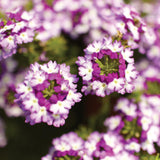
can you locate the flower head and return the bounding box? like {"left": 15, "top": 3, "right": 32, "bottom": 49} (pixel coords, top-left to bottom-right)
{"left": 15, "top": 61, "right": 82, "bottom": 127}
{"left": 77, "top": 37, "right": 138, "bottom": 97}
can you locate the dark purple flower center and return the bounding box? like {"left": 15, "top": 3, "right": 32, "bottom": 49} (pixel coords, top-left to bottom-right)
{"left": 34, "top": 73, "right": 69, "bottom": 106}
{"left": 94, "top": 138, "right": 114, "bottom": 158}
{"left": 72, "top": 9, "right": 85, "bottom": 26}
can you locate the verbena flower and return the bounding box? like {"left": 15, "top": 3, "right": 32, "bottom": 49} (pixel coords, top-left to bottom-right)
{"left": 42, "top": 131, "right": 140, "bottom": 160}
{"left": 104, "top": 95, "right": 160, "bottom": 155}
{"left": 0, "top": 58, "right": 23, "bottom": 117}
{"left": 0, "top": 78, "right": 24, "bottom": 117}
{"left": 0, "top": 0, "right": 27, "bottom": 12}
{"left": 0, "top": 8, "right": 37, "bottom": 60}
{"left": 12, "top": 0, "right": 149, "bottom": 54}
{"left": 76, "top": 37, "right": 138, "bottom": 97}
{"left": 42, "top": 132, "right": 84, "bottom": 160}
{"left": 129, "top": 1, "right": 160, "bottom": 64}
{"left": 15, "top": 61, "right": 82, "bottom": 127}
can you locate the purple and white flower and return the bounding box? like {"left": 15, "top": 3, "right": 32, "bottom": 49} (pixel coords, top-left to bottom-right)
{"left": 104, "top": 94, "right": 160, "bottom": 155}
{"left": 77, "top": 37, "right": 138, "bottom": 97}
{"left": 15, "top": 61, "right": 82, "bottom": 127}
{"left": 41, "top": 131, "right": 140, "bottom": 160}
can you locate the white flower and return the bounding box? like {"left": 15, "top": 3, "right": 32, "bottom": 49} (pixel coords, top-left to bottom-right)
{"left": 84, "top": 40, "right": 105, "bottom": 54}
{"left": 92, "top": 81, "right": 111, "bottom": 97}
{"left": 107, "top": 41, "right": 123, "bottom": 52}
{"left": 148, "top": 96, "right": 160, "bottom": 109}
{"left": 16, "top": 82, "right": 33, "bottom": 98}
{"left": 41, "top": 61, "right": 58, "bottom": 74}
{"left": 118, "top": 81, "right": 135, "bottom": 94}
{"left": 141, "top": 140, "right": 156, "bottom": 154}
{"left": 147, "top": 125, "right": 160, "bottom": 143}
{"left": 116, "top": 152, "right": 137, "bottom": 160}
{"left": 125, "top": 141, "right": 141, "bottom": 152}
{"left": 121, "top": 103, "right": 137, "bottom": 117}
{"left": 103, "top": 134, "right": 116, "bottom": 148}
{"left": 125, "top": 64, "right": 138, "bottom": 82}
{"left": 81, "top": 82, "right": 95, "bottom": 95}
{"left": 21, "top": 11, "right": 33, "bottom": 21}
{"left": 127, "top": 21, "right": 139, "bottom": 40}
{"left": 84, "top": 141, "right": 97, "bottom": 155}
{"left": 101, "top": 156, "right": 116, "bottom": 160}
{"left": 0, "top": 35, "right": 16, "bottom": 49}
{"left": 79, "top": 61, "right": 93, "bottom": 81}
{"left": 140, "top": 116, "right": 152, "bottom": 131}
{"left": 66, "top": 90, "right": 82, "bottom": 103}
{"left": 103, "top": 133, "right": 123, "bottom": 154}
{"left": 121, "top": 48, "right": 134, "bottom": 63}
{"left": 30, "top": 71, "right": 46, "bottom": 86}
{"left": 122, "top": 7, "right": 133, "bottom": 19}
{"left": 30, "top": 62, "right": 40, "bottom": 72}
{"left": 115, "top": 98, "right": 130, "bottom": 111}
{"left": 116, "top": 21, "right": 126, "bottom": 34}
{"left": 108, "top": 78, "right": 125, "bottom": 92}
{"left": 50, "top": 100, "right": 70, "bottom": 114}
{"left": 23, "top": 93, "right": 39, "bottom": 112}
{"left": 16, "top": 29, "right": 34, "bottom": 44}
{"left": 0, "top": 24, "right": 14, "bottom": 33}
{"left": 30, "top": 106, "right": 48, "bottom": 123}
{"left": 147, "top": 45, "right": 160, "bottom": 60}
{"left": 70, "top": 139, "right": 83, "bottom": 151}
{"left": 12, "top": 21, "right": 26, "bottom": 33}
{"left": 62, "top": 73, "right": 77, "bottom": 89}
{"left": 55, "top": 141, "right": 71, "bottom": 151}
{"left": 104, "top": 116, "right": 121, "bottom": 130}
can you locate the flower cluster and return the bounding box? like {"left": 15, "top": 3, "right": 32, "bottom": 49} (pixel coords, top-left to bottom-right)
{"left": 145, "top": 4, "right": 160, "bottom": 68}
{"left": 128, "top": 0, "right": 160, "bottom": 65}
{"left": 0, "top": 58, "right": 23, "bottom": 117}
{"left": 52, "top": 0, "right": 150, "bottom": 49}
{"left": 16, "top": 0, "right": 150, "bottom": 51}
{"left": 15, "top": 61, "right": 82, "bottom": 127}
{"left": 134, "top": 61, "right": 160, "bottom": 95}
{"left": 104, "top": 95, "right": 160, "bottom": 155}
{"left": 0, "top": 0, "right": 160, "bottom": 159}
{"left": 0, "top": 0, "right": 27, "bottom": 12}
{"left": 0, "top": 0, "right": 153, "bottom": 61}
{"left": 76, "top": 37, "right": 138, "bottom": 97}
{"left": 0, "top": 8, "right": 38, "bottom": 60}
{"left": 104, "top": 61, "right": 160, "bottom": 156}
{"left": 42, "top": 131, "right": 140, "bottom": 160}
{"left": 0, "top": 73, "right": 24, "bottom": 117}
